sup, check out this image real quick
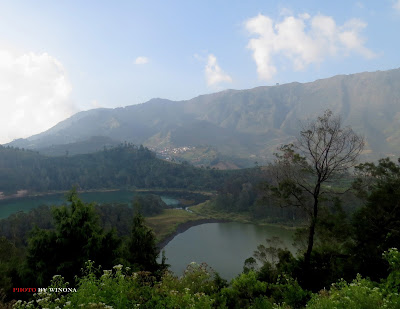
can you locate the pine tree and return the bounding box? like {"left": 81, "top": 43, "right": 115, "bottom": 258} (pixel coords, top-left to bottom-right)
{"left": 126, "top": 200, "right": 167, "bottom": 273}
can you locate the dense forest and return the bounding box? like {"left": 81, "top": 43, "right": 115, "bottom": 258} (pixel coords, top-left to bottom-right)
{"left": 0, "top": 144, "right": 236, "bottom": 194}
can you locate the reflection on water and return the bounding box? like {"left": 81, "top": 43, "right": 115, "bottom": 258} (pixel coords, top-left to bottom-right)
{"left": 161, "top": 222, "right": 296, "bottom": 280}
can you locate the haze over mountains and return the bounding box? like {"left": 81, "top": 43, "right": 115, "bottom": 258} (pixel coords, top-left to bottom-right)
{"left": 7, "top": 68, "right": 400, "bottom": 167}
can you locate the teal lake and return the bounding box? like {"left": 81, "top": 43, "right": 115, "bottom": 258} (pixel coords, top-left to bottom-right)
{"left": 0, "top": 190, "right": 180, "bottom": 219}
{"left": 161, "top": 222, "right": 296, "bottom": 280}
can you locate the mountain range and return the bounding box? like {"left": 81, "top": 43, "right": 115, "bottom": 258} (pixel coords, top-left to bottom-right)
{"left": 7, "top": 68, "right": 400, "bottom": 167}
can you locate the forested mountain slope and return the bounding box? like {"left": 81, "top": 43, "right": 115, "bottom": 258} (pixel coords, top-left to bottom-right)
{"left": 7, "top": 68, "right": 400, "bottom": 165}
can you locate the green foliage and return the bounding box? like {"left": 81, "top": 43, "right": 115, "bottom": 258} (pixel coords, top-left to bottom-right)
{"left": 307, "top": 274, "right": 400, "bottom": 309}
{"left": 248, "top": 296, "right": 274, "bottom": 309}
{"left": 0, "top": 205, "right": 54, "bottom": 247}
{"left": 383, "top": 248, "right": 400, "bottom": 293}
{"left": 13, "top": 274, "right": 72, "bottom": 309}
{"left": 350, "top": 157, "right": 400, "bottom": 280}
{"left": 269, "top": 274, "right": 310, "bottom": 309}
{"left": 316, "top": 198, "right": 352, "bottom": 247}
{"left": 95, "top": 203, "right": 134, "bottom": 237}
{"left": 221, "top": 271, "right": 268, "bottom": 308}
{"left": 132, "top": 194, "right": 168, "bottom": 216}
{"left": 11, "top": 248, "right": 400, "bottom": 308}
{"left": 0, "top": 237, "right": 24, "bottom": 303}
{"left": 157, "top": 263, "right": 218, "bottom": 308}
{"left": 14, "top": 261, "right": 216, "bottom": 309}
{"left": 68, "top": 262, "right": 136, "bottom": 308}
{"left": 176, "top": 263, "right": 218, "bottom": 295}
{"left": 125, "top": 205, "right": 161, "bottom": 273}
{"left": 213, "top": 168, "right": 262, "bottom": 213}
{"left": 353, "top": 157, "right": 400, "bottom": 196}
{"left": 26, "top": 190, "right": 120, "bottom": 286}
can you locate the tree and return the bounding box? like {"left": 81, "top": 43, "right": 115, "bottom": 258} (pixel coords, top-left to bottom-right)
{"left": 350, "top": 157, "right": 400, "bottom": 280}
{"left": 265, "top": 110, "right": 364, "bottom": 273}
{"left": 126, "top": 201, "right": 162, "bottom": 273}
{"left": 26, "top": 189, "right": 120, "bottom": 286}
{"left": 0, "top": 236, "right": 24, "bottom": 303}
{"left": 132, "top": 194, "right": 167, "bottom": 216}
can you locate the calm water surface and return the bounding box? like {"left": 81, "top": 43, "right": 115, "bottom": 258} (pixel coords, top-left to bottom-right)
{"left": 0, "top": 190, "right": 179, "bottom": 219}
{"left": 162, "top": 222, "right": 296, "bottom": 280}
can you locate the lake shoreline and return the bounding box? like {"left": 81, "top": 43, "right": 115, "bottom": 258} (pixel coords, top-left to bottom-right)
{"left": 157, "top": 218, "right": 231, "bottom": 249}
{"left": 0, "top": 188, "right": 213, "bottom": 201}
{"left": 0, "top": 188, "right": 123, "bottom": 201}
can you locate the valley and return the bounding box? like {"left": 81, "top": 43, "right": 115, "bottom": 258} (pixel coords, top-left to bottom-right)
{"left": 2, "top": 1, "right": 400, "bottom": 306}
{"left": 1, "top": 69, "right": 400, "bottom": 308}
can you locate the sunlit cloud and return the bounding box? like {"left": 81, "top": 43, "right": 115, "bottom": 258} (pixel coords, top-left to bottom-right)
{"left": 245, "top": 12, "right": 376, "bottom": 81}
{"left": 134, "top": 56, "right": 149, "bottom": 64}
{"left": 0, "top": 49, "right": 77, "bottom": 144}
{"left": 205, "top": 54, "right": 232, "bottom": 87}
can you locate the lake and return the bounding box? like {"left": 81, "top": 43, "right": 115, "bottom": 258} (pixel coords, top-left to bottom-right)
{"left": 0, "top": 191, "right": 296, "bottom": 281}
{"left": 161, "top": 222, "right": 297, "bottom": 280}
{"left": 0, "top": 190, "right": 180, "bottom": 219}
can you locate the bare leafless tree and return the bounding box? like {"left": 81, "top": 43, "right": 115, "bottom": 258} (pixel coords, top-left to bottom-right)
{"left": 267, "top": 110, "right": 364, "bottom": 271}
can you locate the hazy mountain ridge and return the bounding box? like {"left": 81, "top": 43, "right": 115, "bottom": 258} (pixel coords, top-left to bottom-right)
{"left": 7, "top": 68, "right": 400, "bottom": 165}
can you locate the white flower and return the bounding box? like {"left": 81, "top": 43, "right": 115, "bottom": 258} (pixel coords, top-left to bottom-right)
{"left": 113, "top": 264, "right": 123, "bottom": 271}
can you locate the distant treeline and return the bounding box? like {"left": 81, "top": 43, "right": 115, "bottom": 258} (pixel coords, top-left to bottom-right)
{"left": 0, "top": 144, "right": 236, "bottom": 194}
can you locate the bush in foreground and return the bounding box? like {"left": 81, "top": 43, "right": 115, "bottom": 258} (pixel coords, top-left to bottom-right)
{"left": 12, "top": 249, "right": 400, "bottom": 309}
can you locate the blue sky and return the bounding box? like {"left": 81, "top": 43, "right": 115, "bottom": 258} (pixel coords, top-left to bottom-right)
{"left": 0, "top": 0, "right": 399, "bottom": 143}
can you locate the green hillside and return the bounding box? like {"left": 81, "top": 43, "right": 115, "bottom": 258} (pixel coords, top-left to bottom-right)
{"left": 7, "top": 68, "right": 400, "bottom": 166}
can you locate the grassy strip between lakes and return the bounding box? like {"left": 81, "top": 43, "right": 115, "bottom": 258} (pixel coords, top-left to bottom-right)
{"left": 190, "top": 201, "right": 252, "bottom": 222}
{"left": 145, "top": 208, "right": 204, "bottom": 243}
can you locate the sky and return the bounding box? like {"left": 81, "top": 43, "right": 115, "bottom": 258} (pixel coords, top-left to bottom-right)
{"left": 0, "top": 0, "right": 399, "bottom": 144}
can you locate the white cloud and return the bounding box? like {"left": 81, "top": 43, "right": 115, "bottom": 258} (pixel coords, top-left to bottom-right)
{"left": 0, "top": 49, "right": 77, "bottom": 144}
{"left": 245, "top": 12, "right": 376, "bottom": 81}
{"left": 205, "top": 54, "right": 232, "bottom": 87}
{"left": 134, "top": 56, "right": 149, "bottom": 64}
{"left": 393, "top": 0, "right": 400, "bottom": 11}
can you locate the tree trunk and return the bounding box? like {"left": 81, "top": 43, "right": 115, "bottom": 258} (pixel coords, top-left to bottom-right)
{"left": 304, "top": 193, "right": 319, "bottom": 272}
{"left": 304, "top": 215, "right": 316, "bottom": 270}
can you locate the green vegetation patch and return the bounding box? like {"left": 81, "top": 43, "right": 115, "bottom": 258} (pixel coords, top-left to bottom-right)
{"left": 190, "top": 201, "right": 253, "bottom": 223}
{"left": 145, "top": 209, "right": 202, "bottom": 242}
